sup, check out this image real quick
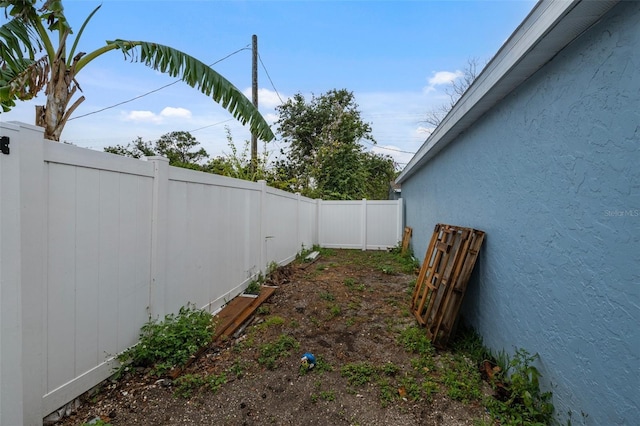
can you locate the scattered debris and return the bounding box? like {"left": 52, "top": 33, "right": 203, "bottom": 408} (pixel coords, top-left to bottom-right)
{"left": 300, "top": 352, "right": 316, "bottom": 370}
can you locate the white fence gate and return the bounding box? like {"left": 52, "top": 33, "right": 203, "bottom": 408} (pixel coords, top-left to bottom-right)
{"left": 0, "top": 121, "right": 403, "bottom": 425}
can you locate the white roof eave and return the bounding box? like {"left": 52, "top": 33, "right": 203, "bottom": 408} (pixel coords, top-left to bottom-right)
{"left": 396, "top": 0, "right": 619, "bottom": 184}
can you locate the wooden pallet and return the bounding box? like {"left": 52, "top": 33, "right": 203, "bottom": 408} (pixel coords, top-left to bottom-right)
{"left": 411, "top": 224, "right": 485, "bottom": 348}
{"left": 401, "top": 226, "right": 412, "bottom": 256}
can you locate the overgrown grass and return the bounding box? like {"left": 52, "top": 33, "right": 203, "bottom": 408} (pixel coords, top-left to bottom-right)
{"left": 344, "top": 246, "right": 419, "bottom": 276}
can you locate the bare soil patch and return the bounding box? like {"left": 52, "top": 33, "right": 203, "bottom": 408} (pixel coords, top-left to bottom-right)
{"left": 57, "top": 249, "right": 491, "bottom": 426}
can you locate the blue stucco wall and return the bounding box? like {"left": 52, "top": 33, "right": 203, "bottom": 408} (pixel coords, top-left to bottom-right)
{"left": 402, "top": 2, "right": 639, "bottom": 424}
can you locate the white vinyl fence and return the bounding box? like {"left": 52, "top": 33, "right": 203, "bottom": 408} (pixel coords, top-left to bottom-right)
{"left": 0, "top": 121, "right": 403, "bottom": 425}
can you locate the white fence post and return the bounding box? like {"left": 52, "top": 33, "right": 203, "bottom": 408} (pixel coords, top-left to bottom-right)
{"left": 149, "top": 156, "right": 169, "bottom": 319}
{"left": 295, "top": 193, "right": 301, "bottom": 252}
{"left": 361, "top": 199, "right": 367, "bottom": 251}
{"left": 1, "top": 122, "right": 48, "bottom": 425}
{"left": 316, "top": 199, "right": 323, "bottom": 247}
{"left": 0, "top": 122, "right": 26, "bottom": 426}
{"left": 17, "top": 124, "right": 47, "bottom": 425}
{"left": 397, "top": 198, "right": 404, "bottom": 245}
{"left": 258, "top": 180, "right": 267, "bottom": 273}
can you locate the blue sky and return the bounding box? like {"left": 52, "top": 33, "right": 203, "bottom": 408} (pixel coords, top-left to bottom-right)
{"left": 2, "top": 0, "right": 536, "bottom": 167}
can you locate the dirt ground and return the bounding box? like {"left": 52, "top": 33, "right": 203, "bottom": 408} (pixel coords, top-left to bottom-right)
{"left": 57, "top": 249, "right": 492, "bottom": 426}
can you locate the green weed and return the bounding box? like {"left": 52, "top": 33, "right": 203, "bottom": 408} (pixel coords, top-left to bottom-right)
{"left": 245, "top": 272, "right": 265, "bottom": 295}
{"left": 262, "top": 315, "right": 286, "bottom": 327}
{"left": 174, "top": 372, "right": 227, "bottom": 398}
{"left": 329, "top": 304, "right": 342, "bottom": 318}
{"left": 484, "top": 349, "right": 554, "bottom": 425}
{"left": 381, "top": 362, "right": 400, "bottom": 377}
{"left": 174, "top": 374, "right": 206, "bottom": 398}
{"left": 258, "top": 334, "right": 299, "bottom": 370}
{"left": 398, "top": 325, "right": 434, "bottom": 356}
{"left": 207, "top": 372, "right": 227, "bottom": 393}
{"left": 228, "top": 360, "right": 247, "bottom": 379}
{"left": 399, "top": 375, "right": 421, "bottom": 401}
{"left": 117, "top": 304, "right": 214, "bottom": 377}
{"left": 341, "top": 362, "right": 377, "bottom": 387}
{"left": 440, "top": 354, "right": 482, "bottom": 403}
{"left": 319, "top": 291, "right": 335, "bottom": 301}
{"left": 320, "top": 390, "right": 336, "bottom": 401}
{"left": 343, "top": 277, "right": 356, "bottom": 289}
{"left": 256, "top": 305, "right": 271, "bottom": 315}
{"left": 377, "top": 378, "right": 397, "bottom": 407}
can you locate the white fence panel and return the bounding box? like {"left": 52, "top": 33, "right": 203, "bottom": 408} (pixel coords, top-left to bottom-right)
{"left": 0, "top": 121, "right": 403, "bottom": 425}
{"left": 298, "top": 198, "right": 318, "bottom": 250}
{"left": 319, "top": 200, "right": 364, "bottom": 249}
{"left": 365, "top": 201, "right": 404, "bottom": 249}
{"left": 319, "top": 199, "right": 402, "bottom": 250}
{"left": 164, "top": 168, "right": 263, "bottom": 316}
{"left": 264, "top": 186, "right": 302, "bottom": 267}
{"left": 42, "top": 146, "right": 155, "bottom": 416}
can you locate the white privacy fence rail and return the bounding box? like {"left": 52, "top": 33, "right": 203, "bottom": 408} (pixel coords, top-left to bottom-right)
{"left": 0, "top": 122, "right": 403, "bottom": 425}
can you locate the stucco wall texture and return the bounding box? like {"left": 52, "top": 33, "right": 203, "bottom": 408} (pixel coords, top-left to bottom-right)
{"left": 402, "top": 2, "right": 639, "bottom": 425}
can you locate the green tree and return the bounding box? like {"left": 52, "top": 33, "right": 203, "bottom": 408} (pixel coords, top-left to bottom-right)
{"left": 361, "top": 151, "right": 397, "bottom": 200}
{"left": 0, "top": 0, "right": 274, "bottom": 142}
{"left": 156, "top": 131, "right": 208, "bottom": 169}
{"left": 275, "top": 89, "right": 395, "bottom": 199}
{"left": 105, "top": 131, "right": 209, "bottom": 171}
{"left": 104, "top": 136, "right": 155, "bottom": 159}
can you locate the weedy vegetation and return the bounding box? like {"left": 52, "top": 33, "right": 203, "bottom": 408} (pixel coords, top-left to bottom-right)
{"left": 116, "top": 304, "right": 214, "bottom": 376}
{"left": 258, "top": 334, "right": 300, "bottom": 370}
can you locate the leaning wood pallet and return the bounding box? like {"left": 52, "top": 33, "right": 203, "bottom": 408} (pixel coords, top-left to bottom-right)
{"left": 411, "top": 223, "right": 485, "bottom": 348}
{"left": 401, "top": 226, "right": 412, "bottom": 256}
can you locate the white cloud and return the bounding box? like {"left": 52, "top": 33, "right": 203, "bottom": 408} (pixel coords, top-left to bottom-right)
{"left": 423, "top": 70, "right": 464, "bottom": 94}
{"left": 160, "top": 107, "right": 192, "bottom": 119}
{"left": 242, "top": 88, "right": 287, "bottom": 109}
{"left": 429, "top": 70, "right": 464, "bottom": 86}
{"left": 122, "top": 110, "right": 162, "bottom": 123}
{"left": 121, "top": 107, "right": 192, "bottom": 124}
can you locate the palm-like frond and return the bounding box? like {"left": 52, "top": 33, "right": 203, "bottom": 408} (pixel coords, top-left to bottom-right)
{"left": 0, "top": 56, "right": 49, "bottom": 111}
{"left": 0, "top": 18, "right": 48, "bottom": 111}
{"left": 106, "top": 39, "right": 274, "bottom": 142}
{"left": 0, "top": 17, "right": 40, "bottom": 63}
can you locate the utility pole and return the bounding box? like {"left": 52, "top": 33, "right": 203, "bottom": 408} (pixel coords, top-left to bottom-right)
{"left": 251, "top": 34, "right": 258, "bottom": 175}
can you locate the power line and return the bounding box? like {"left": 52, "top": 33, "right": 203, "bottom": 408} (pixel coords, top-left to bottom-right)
{"left": 187, "top": 118, "right": 235, "bottom": 133}
{"left": 258, "top": 52, "right": 285, "bottom": 105}
{"left": 362, "top": 139, "right": 415, "bottom": 154}
{"left": 69, "top": 45, "right": 251, "bottom": 121}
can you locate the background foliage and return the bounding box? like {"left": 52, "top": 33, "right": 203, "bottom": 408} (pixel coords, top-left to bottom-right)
{"left": 105, "top": 89, "right": 397, "bottom": 200}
